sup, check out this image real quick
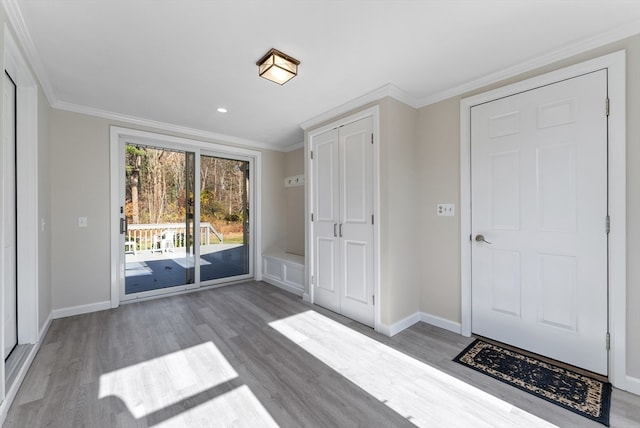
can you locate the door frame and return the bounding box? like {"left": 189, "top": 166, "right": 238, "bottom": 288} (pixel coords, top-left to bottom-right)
{"left": 460, "top": 51, "right": 626, "bottom": 388}
{"left": 0, "top": 25, "right": 40, "bottom": 408}
{"left": 305, "top": 105, "right": 380, "bottom": 331}
{"left": 109, "top": 126, "right": 262, "bottom": 307}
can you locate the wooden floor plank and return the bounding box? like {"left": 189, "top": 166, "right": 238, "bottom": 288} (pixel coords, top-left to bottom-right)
{"left": 5, "top": 281, "right": 640, "bottom": 427}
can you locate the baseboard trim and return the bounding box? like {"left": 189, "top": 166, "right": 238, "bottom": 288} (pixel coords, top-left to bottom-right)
{"left": 626, "top": 375, "right": 640, "bottom": 396}
{"left": 52, "top": 300, "right": 111, "bottom": 319}
{"left": 419, "top": 312, "right": 462, "bottom": 335}
{"left": 378, "top": 311, "right": 462, "bottom": 337}
{"left": 262, "top": 277, "right": 304, "bottom": 297}
{"left": 38, "top": 313, "right": 52, "bottom": 342}
{"left": 302, "top": 292, "right": 311, "bottom": 303}
{"left": 379, "top": 312, "right": 421, "bottom": 337}
{"left": 0, "top": 312, "right": 53, "bottom": 426}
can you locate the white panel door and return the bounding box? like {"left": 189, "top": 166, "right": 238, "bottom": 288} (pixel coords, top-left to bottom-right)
{"left": 312, "top": 128, "right": 340, "bottom": 313}
{"left": 471, "top": 70, "right": 608, "bottom": 374}
{"left": 3, "top": 72, "right": 18, "bottom": 359}
{"left": 339, "top": 117, "right": 374, "bottom": 326}
{"left": 312, "top": 116, "right": 374, "bottom": 327}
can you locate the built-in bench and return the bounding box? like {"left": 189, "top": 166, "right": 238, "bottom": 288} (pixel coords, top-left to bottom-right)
{"left": 262, "top": 250, "right": 304, "bottom": 296}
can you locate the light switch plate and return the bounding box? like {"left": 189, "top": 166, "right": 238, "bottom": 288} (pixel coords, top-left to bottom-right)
{"left": 78, "top": 216, "right": 88, "bottom": 228}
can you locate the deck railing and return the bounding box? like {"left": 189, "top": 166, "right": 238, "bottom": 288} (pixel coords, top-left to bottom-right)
{"left": 125, "top": 222, "right": 223, "bottom": 252}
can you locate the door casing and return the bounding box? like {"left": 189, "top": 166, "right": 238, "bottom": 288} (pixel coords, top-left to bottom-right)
{"left": 460, "top": 50, "right": 627, "bottom": 388}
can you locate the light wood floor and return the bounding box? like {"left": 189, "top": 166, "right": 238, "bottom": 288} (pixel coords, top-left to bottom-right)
{"left": 5, "top": 281, "right": 639, "bottom": 427}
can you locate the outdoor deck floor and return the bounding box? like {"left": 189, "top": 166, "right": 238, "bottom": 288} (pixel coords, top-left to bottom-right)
{"left": 125, "top": 244, "right": 248, "bottom": 294}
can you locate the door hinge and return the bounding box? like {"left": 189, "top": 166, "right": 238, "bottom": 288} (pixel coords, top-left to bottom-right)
{"left": 310, "top": 150, "right": 314, "bottom": 159}
{"left": 606, "top": 215, "right": 610, "bottom": 234}
{"left": 311, "top": 213, "right": 314, "bottom": 222}
{"left": 606, "top": 332, "right": 610, "bottom": 350}
{"left": 605, "top": 98, "right": 610, "bottom": 117}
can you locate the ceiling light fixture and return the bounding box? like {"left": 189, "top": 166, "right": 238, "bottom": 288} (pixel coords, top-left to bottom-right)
{"left": 217, "top": 107, "right": 228, "bottom": 113}
{"left": 256, "top": 48, "right": 300, "bottom": 85}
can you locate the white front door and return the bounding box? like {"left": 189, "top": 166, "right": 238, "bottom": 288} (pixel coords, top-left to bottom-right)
{"left": 312, "top": 116, "right": 374, "bottom": 327}
{"left": 3, "top": 72, "right": 18, "bottom": 359}
{"left": 471, "top": 70, "right": 608, "bottom": 374}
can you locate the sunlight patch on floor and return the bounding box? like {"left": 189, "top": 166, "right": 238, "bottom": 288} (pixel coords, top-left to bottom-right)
{"left": 99, "top": 342, "right": 237, "bottom": 419}
{"left": 155, "top": 385, "right": 279, "bottom": 428}
{"left": 269, "top": 310, "right": 558, "bottom": 428}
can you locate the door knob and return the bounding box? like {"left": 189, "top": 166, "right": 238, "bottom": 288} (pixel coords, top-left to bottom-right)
{"left": 475, "top": 234, "right": 492, "bottom": 244}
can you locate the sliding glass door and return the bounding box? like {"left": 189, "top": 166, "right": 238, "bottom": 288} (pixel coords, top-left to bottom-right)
{"left": 119, "top": 139, "right": 253, "bottom": 300}
{"left": 199, "top": 154, "right": 250, "bottom": 282}
{"left": 123, "top": 144, "right": 195, "bottom": 295}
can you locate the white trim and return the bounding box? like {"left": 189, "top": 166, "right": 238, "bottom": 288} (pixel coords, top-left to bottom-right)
{"left": 38, "top": 313, "right": 52, "bottom": 343}
{"left": 0, "top": 314, "right": 51, "bottom": 427}
{"left": 300, "top": 84, "right": 417, "bottom": 131}
{"left": 626, "top": 376, "right": 640, "bottom": 396}
{"left": 418, "top": 20, "right": 640, "bottom": 107}
{"left": 460, "top": 51, "right": 626, "bottom": 389}
{"left": 380, "top": 312, "right": 421, "bottom": 337}
{"left": 109, "top": 126, "right": 262, "bottom": 306}
{"left": 1, "top": 0, "right": 57, "bottom": 105}
{"left": 283, "top": 141, "right": 304, "bottom": 152}
{"left": 420, "top": 312, "right": 462, "bottom": 335}
{"left": 4, "top": 26, "right": 40, "bottom": 347}
{"left": 1, "top": 25, "right": 40, "bottom": 410}
{"left": 262, "top": 278, "right": 303, "bottom": 297}
{"left": 262, "top": 252, "right": 305, "bottom": 297}
{"left": 51, "top": 301, "right": 111, "bottom": 319}
{"left": 378, "top": 312, "right": 462, "bottom": 337}
{"left": 59, "top": 101, "right": 290, "bottom": 152}
{"left": 306, "top": 105, "right": 381, "bottom": 332}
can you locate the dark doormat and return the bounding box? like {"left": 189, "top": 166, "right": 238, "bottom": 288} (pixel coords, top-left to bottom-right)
{"left": 454, "top": 339, "right": 612, "bottom": 426}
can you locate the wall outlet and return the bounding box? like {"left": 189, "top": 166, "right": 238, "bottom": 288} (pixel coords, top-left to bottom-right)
{"left": 437, "top": 204, "right": 455, "bottom": 217}
{"left": 78, "top": 216, "right": 88, "bottom": 228}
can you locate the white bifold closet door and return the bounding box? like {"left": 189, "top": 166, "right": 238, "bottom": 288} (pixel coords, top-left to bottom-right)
{"left": 312, "top": 116, "right": 374, "bottom": 327}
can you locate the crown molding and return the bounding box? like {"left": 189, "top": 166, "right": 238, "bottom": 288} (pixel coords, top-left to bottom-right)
{"left": 283, "top": 141, "right": 304, "bottom": 152}
{"left": 299, "top": 83, "right": 419, "bottom": 131}
{"left": 416, "top": 19, "right": 640, "bottom": 107}
{"left": 54, "top": 100, "right": 287, "bottom": 152}
{"left": 2, "top": 0, "right": 57, "bottom": 105}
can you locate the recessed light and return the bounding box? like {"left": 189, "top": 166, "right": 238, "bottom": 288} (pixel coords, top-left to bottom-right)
{"left": 217, "top": 107, "right": 228, "bottom": 113}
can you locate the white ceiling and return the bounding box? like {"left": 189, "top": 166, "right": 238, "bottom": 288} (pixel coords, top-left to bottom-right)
{"left": 6, "top": 0, "right": 640, "bottom": 150}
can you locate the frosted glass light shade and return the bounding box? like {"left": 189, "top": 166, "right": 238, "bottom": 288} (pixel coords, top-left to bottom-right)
{"left": 257, "top": 49, "right": 300, "bottom": 85}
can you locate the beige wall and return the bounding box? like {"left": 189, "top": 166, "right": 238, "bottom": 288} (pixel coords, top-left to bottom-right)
{"left": 49, "top": 109, "right": 286, "bottom": 310}
{"left": 378, "top": 98, "right": 420, "bottom": 324}
{"left": 417, "top": 98, "right": 461, "bottom": 322}
{"left": 417, "top": 35, "right": 640, "bottom": 378}
{"left": 284, "top": 148, "right": 304, "bottom": 256}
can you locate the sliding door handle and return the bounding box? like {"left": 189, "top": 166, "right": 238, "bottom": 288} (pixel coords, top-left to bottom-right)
{"left": 339, "top": 223, "right": 343, "bottom": 238}
{"left": 120, "top": 217, "right": 128, "bottom": 235}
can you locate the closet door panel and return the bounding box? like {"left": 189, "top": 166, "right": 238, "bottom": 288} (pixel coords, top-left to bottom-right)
{"left": 312, "top": 129, "right": 340, "bottom": 312}
{"left": 338, "top": 117, "right": 374, "bottom": 326}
